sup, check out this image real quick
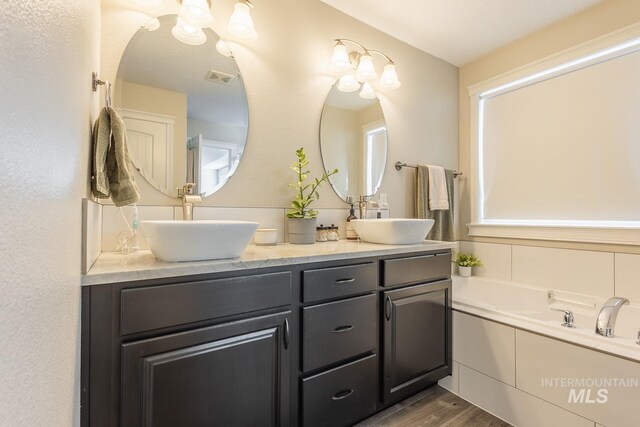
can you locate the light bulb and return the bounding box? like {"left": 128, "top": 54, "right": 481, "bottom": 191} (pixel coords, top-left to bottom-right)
{"left": 359, "top": 82, "right": 377, "bottom": 100}
{"left": 379, "top": 63, "right": 401, "bottom": 90}
{"left": 228, "top": 1, "right": 258, "bottom": 41}
{"left": 216, "top": 39, "right": 233, "bottom": 58}
{"left": 141, "top": 17, "right": 160, "bottom": 31}
{"left": 337, "top": 73, "right": 360, "bottom": 93}
{"left": 329, "top": 41, "right": 352, "bottom": 74}
{"left": 172, "top": 18, "right": 207, "bottom": 45}
{"left": 356, "top": 54, "right": 377, "bottom": 82}
{"left": 178, "top": 0, "right": 214, "bottom": 27}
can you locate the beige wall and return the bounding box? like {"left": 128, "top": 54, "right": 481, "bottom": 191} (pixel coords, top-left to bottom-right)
{"left": 116, "top": 79, "right": 188, "bottom": 192}
{"left": 0, "top": 0, "right": 100, "bottom": 424}
{"left": 458, "top": 0, "right": 640, "bottom": 253}
{"left": 101, "top": 0, "right": 459, "bottom": 217}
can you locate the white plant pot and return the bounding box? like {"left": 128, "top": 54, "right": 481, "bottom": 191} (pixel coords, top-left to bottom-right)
{"left": 288, "top": 217, "right": 316, "bottom": 244}
{"left": 458, "top": 266, "right": 472, "bottom": 277}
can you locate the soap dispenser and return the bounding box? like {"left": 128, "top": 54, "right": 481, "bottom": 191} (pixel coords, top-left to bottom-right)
{"left": 345, "top": 196, "right": 359, "bottom": 240}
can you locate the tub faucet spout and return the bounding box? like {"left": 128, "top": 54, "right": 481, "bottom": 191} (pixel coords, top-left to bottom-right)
{"left": 595, "top": 297, "right": 629, "bottom": 338}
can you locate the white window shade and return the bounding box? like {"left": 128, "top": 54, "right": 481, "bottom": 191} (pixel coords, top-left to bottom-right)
{"left": 481, "top": 49, "right": 640, "bottom": 225}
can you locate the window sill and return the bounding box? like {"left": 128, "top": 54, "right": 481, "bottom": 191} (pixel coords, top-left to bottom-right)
{"left": 467, "top": 223, "right": 640, "bottom": 246}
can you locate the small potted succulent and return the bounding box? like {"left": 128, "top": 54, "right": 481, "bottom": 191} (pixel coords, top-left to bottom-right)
{"left": 287, "top": 147, "right": 338, "bottom": 244}
{"left": 454, "top": 253, "right": 483, "bottom": 277}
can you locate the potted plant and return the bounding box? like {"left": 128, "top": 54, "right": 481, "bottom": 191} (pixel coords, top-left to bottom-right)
{"left": 287, "top": 147, "right": 338, "bottom": 244}
{"left": 454, "top": 253, "right": 483, "bottom": 277}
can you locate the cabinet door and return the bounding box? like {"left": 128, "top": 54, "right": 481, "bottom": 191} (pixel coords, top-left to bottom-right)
{"left": 121, "top": 312, "right": 291, "bottom": 427}
{"left": 382, "top": 280, "right": 451, "bottom": 404}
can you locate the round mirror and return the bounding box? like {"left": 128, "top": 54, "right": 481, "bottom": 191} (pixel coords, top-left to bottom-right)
{"left": 116, "top": 15, "right": 248, "bottom": 198}
{"left": 320, "top": 83, "right": 388, "bottom": 201}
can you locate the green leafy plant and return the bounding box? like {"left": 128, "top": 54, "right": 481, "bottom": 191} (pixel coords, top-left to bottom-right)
{"left": 287, "top": 147, "right": 338, "bottom": 219}
{"left": 454, "top": 253, "right": 483, "bottom": 268}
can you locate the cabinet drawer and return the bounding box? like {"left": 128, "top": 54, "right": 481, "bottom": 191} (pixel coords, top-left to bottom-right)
{"left": 302, "top": 354, "right": 377, "bottom": 427}
{"left": 121, "top": 271, "right": 291, "bottom": 335}
{"left": 382, "top": 252, "right": 450, "bottom": 287}
{"left": 302, "top": 262, "right": 377, "bottom": 303}
{"left": 302, "top": 294, "right": 376, "bottom": 372}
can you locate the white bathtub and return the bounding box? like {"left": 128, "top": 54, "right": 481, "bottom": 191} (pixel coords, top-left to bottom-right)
{"left": 452, "top": 276, "right": 640, "bottom": 362}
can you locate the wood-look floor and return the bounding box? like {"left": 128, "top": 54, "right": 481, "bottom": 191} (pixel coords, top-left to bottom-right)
{"left": 356, "top": 386, "right": 511, "bottom": 427}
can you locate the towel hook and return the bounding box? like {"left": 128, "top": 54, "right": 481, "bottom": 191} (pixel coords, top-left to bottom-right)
{"left": 92, "top": 72, "right": 112, "bottom": 108}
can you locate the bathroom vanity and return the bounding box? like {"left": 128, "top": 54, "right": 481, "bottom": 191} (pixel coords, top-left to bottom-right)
{"left": 81, "top": 242, "right": 453, "bottom": 427}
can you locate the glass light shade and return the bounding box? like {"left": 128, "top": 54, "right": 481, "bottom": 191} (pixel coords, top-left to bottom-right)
{"left": 172, "top": 18, "right": 207, "bottom": 46}
{"left": 216, "top": 39, "right": 233, "bottom": 58}
{"left": 359, "top": 82, "right": 377, "bottom": 99}
{"left": 142, "top": 17, "right": 160, "bottom": 31}
{"left": 356, "top": 54, "right": 377, "bottom": 82}
{"left": 228, "top": 2, "right": 258, "bottom": 41}
{"left": 178, "top": 0, "right": 214, "bottom": 27}
{"left": 337, "top": 73, "right": 360, "bottom": 93}
{"left": 133, "top": 0, "right": 161, "bottom": 8}
{"left": 379, "top": 63, "right": 401, "bottom": 90}
{"left": 182, "top": 0, "right": 209, "bottom": 17}
{"left": 329, "top": 42, "right": 352, "bottom": 74}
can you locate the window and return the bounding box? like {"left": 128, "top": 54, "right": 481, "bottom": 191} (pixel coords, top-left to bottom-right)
{"left": 467, "top": 28, "right": 640, "bottom": 244}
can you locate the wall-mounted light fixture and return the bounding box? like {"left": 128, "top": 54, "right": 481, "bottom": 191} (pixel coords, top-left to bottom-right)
{"left": 137, "top": 0, "right": 257, "bottom": 52}
{"left": 329, "top": 39, "right": 401, "bottom": 99}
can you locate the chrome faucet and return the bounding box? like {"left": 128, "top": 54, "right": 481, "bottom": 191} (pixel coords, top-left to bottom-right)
{"left": 595, "top": 297, "right": 629, "bottom": 338}
{"left": 551, "top": 308, "right": 575, "bottom": 328}
{"left": 178, "top": 183, "right": 202, "bottom": 221}
{"left": 358, "top": 195, "right": 368, "bottom": 219}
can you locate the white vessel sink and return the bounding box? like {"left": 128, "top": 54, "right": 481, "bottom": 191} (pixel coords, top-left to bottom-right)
{"left": 140, "top": 220, "right": 258, "bottom": 262}
{"left": 351, "top": 219, "right": 435, "bottom": 245}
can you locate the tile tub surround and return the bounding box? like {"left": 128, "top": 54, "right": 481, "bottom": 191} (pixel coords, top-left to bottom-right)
{"left": 439, "top": 276, "right": 640, "bottom": 427}
{"left": 457, "top": 240, "right": 639, "bottom": 302}
{"left": 83, "top": 240, "right": 456, "bottom": 285}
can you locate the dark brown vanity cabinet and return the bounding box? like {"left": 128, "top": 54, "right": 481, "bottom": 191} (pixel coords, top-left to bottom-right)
{"left": 82, "top": 270, "right": 293, "bottom": 427}
{"left": 300, "top": 262, "right": 379, "bottom": 427}
{"left": 121, "top": 312, "right": 291, "bottom": 427}
{"left": 82, "top": 250, "right": 452, "bottom": 427}
{"left": 381, "top": 276, "right": 452, "bottom": 404}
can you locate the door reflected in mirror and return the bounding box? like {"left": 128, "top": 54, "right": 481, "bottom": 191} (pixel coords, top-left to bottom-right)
{"left": 320, "top": 84, "right": 388, "bottom": 201}
{"left": 116, "top": 15, "right": 248, "bottom": 198}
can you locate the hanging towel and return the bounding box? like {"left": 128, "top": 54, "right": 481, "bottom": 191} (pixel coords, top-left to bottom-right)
{"left": 427, "top": 165, "right": 449, "bottom": 210}
{"left": 107, "top": 108, "right": 140, "bottom": 206}
{"left": 416, "top": 166, "right": 455, "bottom": 241}
{"left": 91, "top": 107, "right": 140, "bottom": 207}
{"left": 92, "top": 107, "right": 111, "bottom": 200}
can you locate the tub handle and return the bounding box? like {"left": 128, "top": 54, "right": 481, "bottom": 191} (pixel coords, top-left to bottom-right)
{"left": 551, "top": 308, "right": 575, "bottom": 328}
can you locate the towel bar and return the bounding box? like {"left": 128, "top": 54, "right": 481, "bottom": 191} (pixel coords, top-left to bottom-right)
{"left": 395, "top": 161, "right": 462, "bottom": 177}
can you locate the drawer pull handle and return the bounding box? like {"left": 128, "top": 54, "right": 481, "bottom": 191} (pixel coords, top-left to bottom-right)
{"left": 334, "top": 278, "right": 356, "bottom": 284}
{"left": 284, "top": 318, "right": 290, "bottom": 350}
{"left": 332, "top": 325, "right": 354, "bottom": 333}
{"left": 384, "top": 296, "right": 392, "bottom": 321}
{"left": 332, "top": 389, "right": 354, "bottom": 400}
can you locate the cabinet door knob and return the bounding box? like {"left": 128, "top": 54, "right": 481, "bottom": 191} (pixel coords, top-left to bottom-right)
{"left": 283, "top": 318, "right": 290, "bottom": 350}
{"left": 384, "top": 296, "right": 392, "bottom": 321}
{"left": 332, "top": 325, "right": 354, "bottom": 333}
{"left": 332, "top": 389, "right": 354, "bottom": 400}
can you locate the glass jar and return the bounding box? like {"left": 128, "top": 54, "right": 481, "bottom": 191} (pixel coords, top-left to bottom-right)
{"left": 316, "top": 224, "right": 328, "bottom": 242}
{"left": 327, "top": 225, "right": 340, "bottom": 241}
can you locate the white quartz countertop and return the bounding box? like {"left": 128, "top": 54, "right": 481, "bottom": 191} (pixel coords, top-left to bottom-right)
{"left": 82, "top": 240, "right": 455, "bottom": 286}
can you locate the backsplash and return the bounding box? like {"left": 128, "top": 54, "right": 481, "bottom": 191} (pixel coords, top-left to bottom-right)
{"left": 459, "top": 241, "right": 640, "bottom": 303}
